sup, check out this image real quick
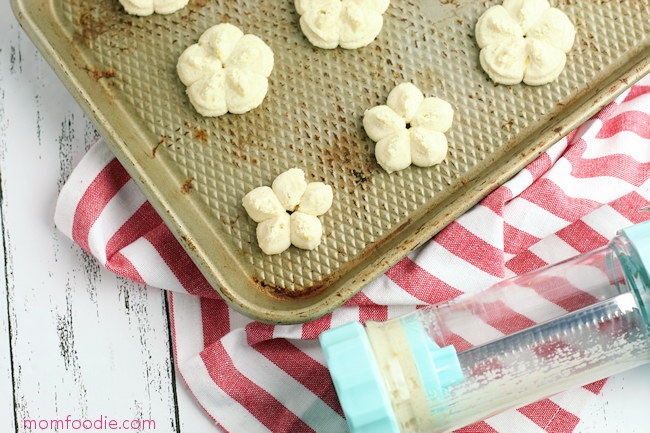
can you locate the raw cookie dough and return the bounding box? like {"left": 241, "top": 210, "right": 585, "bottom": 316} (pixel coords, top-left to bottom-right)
{"left": 242, "top": 169, "right": 333, "bottom": 255}
{"left": 257, "top": 214, "right": 292, "bottom": 256}
{"left": 242, "top": 186, "right": 285, "bottom": 223}
{"left": 272, "top": 168, "right": 308, "bottom": 211}
{"left": 295, "top": 0, "right": 390, "bottom": 49}
{"left": 119, "top": 0, "right": 188, "bottom": 16}
{"left": 290, "top": 212, "right": 323, "bottom": 250}
{"left": 298, "top": 182, "right": 334, "bottom": 216}
{"left": 475, "top": 0, "right": 575, "bottom": 86}
{"left": 363, "top": 83, "right": 453, "bottom": 173}
{"left": 177, "top": 24, "right": 274, "bottom": 116}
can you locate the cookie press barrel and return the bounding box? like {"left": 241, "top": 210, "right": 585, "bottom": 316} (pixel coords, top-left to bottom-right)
{"left": 320, "top": 220, "right": 650, "bottom": 433}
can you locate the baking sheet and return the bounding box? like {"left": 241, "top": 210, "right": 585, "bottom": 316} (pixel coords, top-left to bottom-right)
{"left": 12, "top": 0, "right": 650, "bottom": 323}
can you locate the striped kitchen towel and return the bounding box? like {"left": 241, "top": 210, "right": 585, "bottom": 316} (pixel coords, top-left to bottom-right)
{"left": 54, "top": 74, "right": 650, "bottom": 433}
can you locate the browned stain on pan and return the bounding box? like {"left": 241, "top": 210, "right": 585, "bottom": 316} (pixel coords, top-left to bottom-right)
{"left": 193, "top": 129, "right": 208, "bottom": 142}
{"left": 253, "top": 277, "right": 334, "bottom": 301}
{"left": 180, "top": 178, "right": 194, "bottom": 194}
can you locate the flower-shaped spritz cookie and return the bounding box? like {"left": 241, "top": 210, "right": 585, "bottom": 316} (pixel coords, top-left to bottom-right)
{"left": 242, "top": 169, "right": 334, "bottom": 255}
{"left": 119, "top": 0, "right": 188, "bottom": 16}
{"left": 476, "top": 0, "right": 575, "bottom": 86}
{"left": 177, "top": 24, "right": 274, "bottom": 116}
{"left": 295, "top": 0, "right": 390, "bottom": 49}
{"left": 363, "top": 83, "right": 453, "bottom": 173}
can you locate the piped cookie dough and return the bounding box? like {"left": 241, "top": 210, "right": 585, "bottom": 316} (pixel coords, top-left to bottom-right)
{"left": 475, "top": 0, "right": 576, "bottom": 86}
{"left": 295, "top": 0, "right": 390, "bottom": 49}
{"left": 177, "top": 24, "right": 274, "bottom": 116}
{"left": 363, "top": 83, "right": 454, "bottom": 173}
{"left": 119, "top": 0, "right": 188, "bottom": 16}
{"left": 242, "top": 169, "right": 333, "bottom": 255}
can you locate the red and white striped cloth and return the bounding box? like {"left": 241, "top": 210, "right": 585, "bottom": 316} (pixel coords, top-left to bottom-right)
{"left": 55, "top": 75, "right": 650, "bottom": 433}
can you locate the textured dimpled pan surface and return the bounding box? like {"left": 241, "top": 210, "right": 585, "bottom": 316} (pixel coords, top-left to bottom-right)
{"left": 12, "top": 0, "right": 650, "bottom": 323}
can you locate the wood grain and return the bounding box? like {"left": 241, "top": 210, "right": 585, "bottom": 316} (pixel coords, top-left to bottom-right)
{"left": 0, "top": 154, "right": 17, "bottom": 433}
{"left": 0, "top": 4, "right": 181, "bottom": 432}
{"left": 0, "top": 13, "right": 19, "bottom": 433}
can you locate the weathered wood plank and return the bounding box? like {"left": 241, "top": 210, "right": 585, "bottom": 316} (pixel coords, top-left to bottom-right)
{"left": 0, "top": 154, "right": 17, "bottom": 433}
{"left": 1, "top": 8, "right": 20, "bottom": 433}
{"left": 0, "top": 5, "right": 179, "bottom": 433}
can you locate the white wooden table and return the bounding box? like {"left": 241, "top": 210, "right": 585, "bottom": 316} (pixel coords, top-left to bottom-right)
{"left": 1, "top": 2, "right": 649, "bottom": 432}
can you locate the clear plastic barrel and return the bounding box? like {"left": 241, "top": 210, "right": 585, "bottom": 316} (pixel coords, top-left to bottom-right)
{"left": 365, "top": 235, "right": 650, "bottom": 433}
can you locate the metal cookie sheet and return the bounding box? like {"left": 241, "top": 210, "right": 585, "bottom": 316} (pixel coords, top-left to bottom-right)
{"left": 12, "top": 0, "right": 650, "bottom": 323}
